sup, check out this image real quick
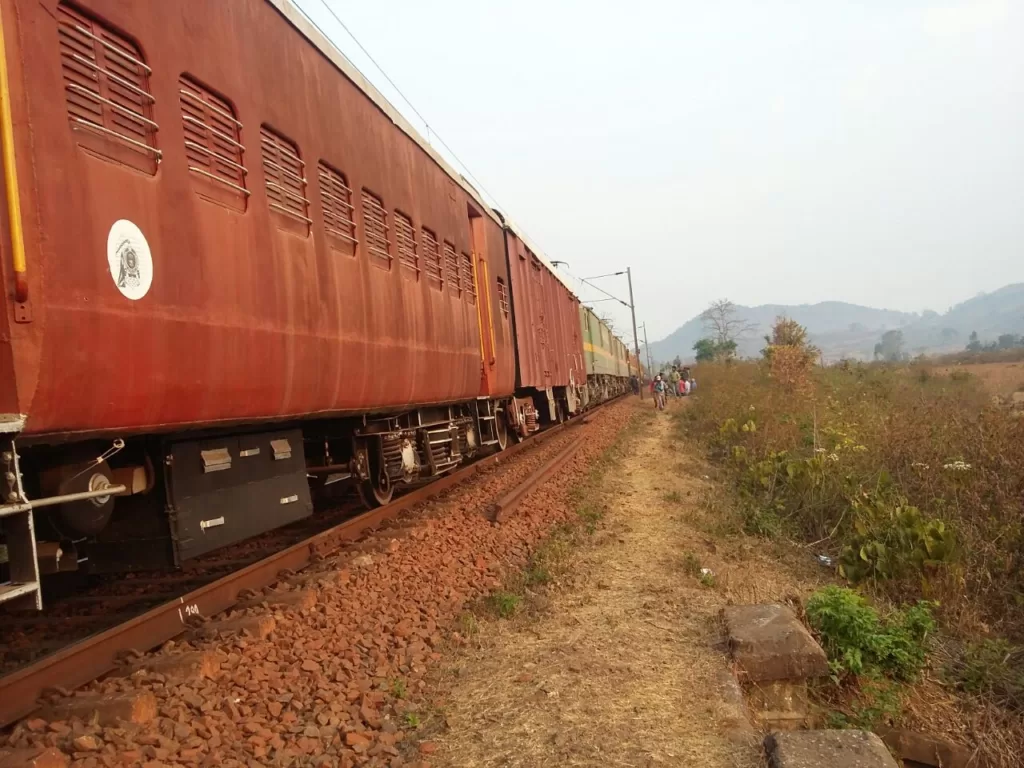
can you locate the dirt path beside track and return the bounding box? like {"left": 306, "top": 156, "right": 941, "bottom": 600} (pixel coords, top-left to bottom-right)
{"left": 425, "top": 402, "right": 779, "bottom": 767}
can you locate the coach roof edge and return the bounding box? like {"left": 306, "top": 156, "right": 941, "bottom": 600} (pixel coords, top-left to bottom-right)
{"left": 270, "top": 0, "right": 578, "bottom": 298}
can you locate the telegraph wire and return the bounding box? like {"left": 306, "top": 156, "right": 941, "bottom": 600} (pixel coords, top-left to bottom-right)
{"left": 306, "top": 1, "right": 511, "bottom": 232}
{"left": 294, "top": 1, "right": 604, "bottom": 319}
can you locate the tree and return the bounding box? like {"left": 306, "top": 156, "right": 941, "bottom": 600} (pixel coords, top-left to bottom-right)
{"left": 672, "top": 355, "right": 683, "bottom": 368}
{"left": 966, "top": 331, "right": 982, "bottom": 353}
{"left": 762, "top": 317, "right": 818, "bottom": 391}
{"left": 997, "top": 333, "right": 1022, "bottom": 349}
{"left": 874, "top": 329, "right": 904, "bottom": 361}
{"left": 693, "top": 338, "right": 716, "bottom": 362}
{"left": 693, "top": 337, "right": 736, "bottom": 362}
{"left": 939, "top": 327, "right": 958, "bottom": 343}
{"left": 700, "top": 299, "right": 755, "bottom": 350}
{"left": 762, "top": 316, "right": 815, "bottom": 352}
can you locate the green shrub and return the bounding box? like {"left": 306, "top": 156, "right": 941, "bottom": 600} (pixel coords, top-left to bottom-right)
{"left": 838, "top": 495, "right": 956, "bottom": 583}
{"left": 825, "top": 677, "right": 904, "bottom": 729}
{"left": 806, "top": 586, "right": 935, "bottom": 682}
{"left": 678, "top": 550, "right": 702, "bottom": 576}
{"left": 745, "top": 507, "right": 784, "bottom": 538}
{"left": 486, "top": 591, "right": 521, "bottom": 618}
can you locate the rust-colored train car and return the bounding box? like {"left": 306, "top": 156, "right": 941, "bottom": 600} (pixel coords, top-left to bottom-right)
{"left": 2, "top": 0, "right": 515, "bottom": 434}
{"left": 0, "top": 0, "right": 521, "bottom": 607}
{"left": 0, "top": 0, "right": 636, "bottom": 609}
{"left": 502, "top": 224, "right": 586, "bottom": 434}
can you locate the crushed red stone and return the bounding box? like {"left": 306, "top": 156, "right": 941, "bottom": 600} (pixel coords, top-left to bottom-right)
{"left": 1, "top": 400, "right": 634, "bottom": 768}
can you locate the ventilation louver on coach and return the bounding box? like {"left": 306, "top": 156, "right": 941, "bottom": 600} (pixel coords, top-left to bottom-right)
{"left": 394, "top": 211, "right": 419, "bottom": 279}
{"left": 260, "top": 125, "right": 310, "bottom": 236}
{"left": 57, "top": 3, "right": 159, "bottom": 174}
{"left": 179, "top": 76, "right": 248, "bottom": 211}
{"left": 317, "top": 162, "right": 357, "bottom": 255}
{"left": 361, "top": 189, "right": 391, "bottom": 269}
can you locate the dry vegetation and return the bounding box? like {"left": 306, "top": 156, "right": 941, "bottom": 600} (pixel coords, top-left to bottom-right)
{"left": 931, "top": 360, "right": 1024, "bottom": 400}
{"left": 423, "top": 403, "right": 789, "bottom": 767}
{"left": 681, "top": 340, "right": 1024, "bottom": 764}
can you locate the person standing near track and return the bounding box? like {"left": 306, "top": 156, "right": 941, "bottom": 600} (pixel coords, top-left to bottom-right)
{"left": 653, "top": 374, "right": 667, "bottom": 410}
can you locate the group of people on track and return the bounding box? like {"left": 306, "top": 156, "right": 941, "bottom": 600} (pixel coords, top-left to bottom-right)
{"left": 650, "top": 365, "right": 695, "bottom": 411}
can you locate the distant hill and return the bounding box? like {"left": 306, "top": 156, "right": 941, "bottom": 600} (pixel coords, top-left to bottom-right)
{"left": 647, "top": 283, "right": 1024, "bottom": 364}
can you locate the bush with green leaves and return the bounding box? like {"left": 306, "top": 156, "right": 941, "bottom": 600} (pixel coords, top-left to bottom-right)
{"left": 838, "top": 492, "right": 956, "bottom": 583}
{"left": 682, "top": 360, "right": 986, "bottom": 615}
{"left": 806, "top": 585, "right": 935, "bottom": 682}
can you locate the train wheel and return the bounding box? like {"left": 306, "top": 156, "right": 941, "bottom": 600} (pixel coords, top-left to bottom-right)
{"left": 52, "top": 460, "right": 117, "bottom": 537}
{"left": 495, "top": 403, "right": 509, "bottom": 451}
{"left": 357, "top": 467, "right": 393, "bottom": 509}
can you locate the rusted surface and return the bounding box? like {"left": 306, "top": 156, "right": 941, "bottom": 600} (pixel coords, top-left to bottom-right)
{"left": 490, "top": 433, "right": 586, "bottom": 522}
{"left": 0, "top": 400, "right": 614, "bottom": 727}
{"left": 1, "top": 0, "right": 515, "bottom": 440}
{"left": 505, "top": 230, "right": 586, "bottom": 395}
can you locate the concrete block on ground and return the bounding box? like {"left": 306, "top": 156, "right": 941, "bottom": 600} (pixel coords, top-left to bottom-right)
{"left": 715, "top": 670, "right": 758, "bottom": 748}
{"left": 875, "top": 726, "right": 974, "bottom": 768}
{"left": 122, "top": 650, "right": 220, "bottom": 681}
{"left": 722, "top": 604, "right": 828, "bottom": 682}
{"left": 36, "top": 691, "right": 157, "bottom": 726}
{"left": 0, "top": 748, "right": 68, "bottom": 768}
{"left": 237, "top": 589, "right": 317, "bottom": 611}
{"left": 195, "top": 614, "right": 276, "bottom": 639}
{"left": 765, "top": 730, "right": 899, "bottom": 768}
{"left": 747, "top": 679, "right": 813, "bottom": 730}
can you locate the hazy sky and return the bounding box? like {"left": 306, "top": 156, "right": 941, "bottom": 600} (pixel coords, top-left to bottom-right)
{"left": 294, "top": 0, "right": 1023, "bottom": 341}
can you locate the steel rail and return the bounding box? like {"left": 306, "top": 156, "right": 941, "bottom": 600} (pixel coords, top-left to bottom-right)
{"left": 489, "top": 433, "right": 586, "bottom": 523}
{"left": 0, "top": 398, "right": 618, "bottom": 728}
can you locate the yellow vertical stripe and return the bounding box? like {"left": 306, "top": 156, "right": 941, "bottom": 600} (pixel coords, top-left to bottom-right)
{"left": 0, "top": 4, "right": 26, "bottom": 301}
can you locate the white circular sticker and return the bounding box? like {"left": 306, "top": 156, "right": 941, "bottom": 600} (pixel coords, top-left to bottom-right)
{"left": 106, "top": 219, "right": 153, "bottom": 300}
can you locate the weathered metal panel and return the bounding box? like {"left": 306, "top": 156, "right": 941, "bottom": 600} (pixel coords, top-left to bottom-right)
{"left": 504, "top": 230, "right": 584, "bottom": 392}
{"left": 2, "top": 0, "right": 515, "bottom": 440}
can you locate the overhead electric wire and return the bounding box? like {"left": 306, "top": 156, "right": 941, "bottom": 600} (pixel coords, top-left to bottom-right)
{"left": 308, "top": 1, "right": 510, "bottom": 231}
{"left": 295, "top": 1, "right": 619, "bottom": 323}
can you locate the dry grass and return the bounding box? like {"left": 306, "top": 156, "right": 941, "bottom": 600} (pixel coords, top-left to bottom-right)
{"left": 421, "top": 401, "right": 764, "bottom": 767}
{"left": 932, "top": 360, "right": 1024, "bottom": 398}
{"left": 682, "top": 361, "right": 1024, "bottom": 637}
{"left": 683, "top": 360, "right": 1024, "bottom": 767}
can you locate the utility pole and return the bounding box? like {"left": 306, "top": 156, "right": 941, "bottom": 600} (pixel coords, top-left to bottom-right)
{"left": 627, "top": 267, "right": 642, "bottom": 398}
{"left": 642, "top": 322, "right": 653, "bottom": 379}
{"left": 579, "top": 268, "right": 643, "bottom": 398}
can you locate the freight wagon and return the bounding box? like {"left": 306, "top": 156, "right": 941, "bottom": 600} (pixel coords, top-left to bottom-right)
{"left": 0, "top": 0, "right": 634, "bottom": 608}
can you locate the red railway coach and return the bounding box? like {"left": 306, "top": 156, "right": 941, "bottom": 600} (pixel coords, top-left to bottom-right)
{"left": 0, "top": 0, "right": 527, "bottom": 608}
{"left": 500, "top": 223, "right": 587, "bottom": 437}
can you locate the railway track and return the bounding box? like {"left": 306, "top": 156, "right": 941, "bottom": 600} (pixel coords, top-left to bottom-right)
{"left": 0, "top": 500, "right": 365, "bottom": 676}
{"left": 0, "top": 399, "right": 614, "bottom": 729}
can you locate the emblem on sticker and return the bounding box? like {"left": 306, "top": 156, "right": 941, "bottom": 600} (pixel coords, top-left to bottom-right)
{"left": 106, "top": 219, "right": 153, "bottom": 300}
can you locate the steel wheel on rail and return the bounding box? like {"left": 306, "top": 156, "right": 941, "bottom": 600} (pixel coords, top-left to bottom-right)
{"left": 357, "top": 466, "right": 394, "bottom": 509}
{"left": 495, "top": 402, "right": 509, "bottom": 451}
